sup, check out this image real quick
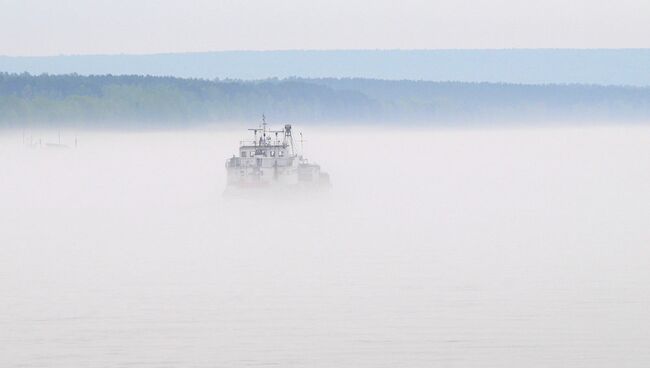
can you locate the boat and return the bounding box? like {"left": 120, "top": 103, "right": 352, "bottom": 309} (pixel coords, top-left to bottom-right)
{"left": 224, "top": 117, "right": 330, "bottom": 194}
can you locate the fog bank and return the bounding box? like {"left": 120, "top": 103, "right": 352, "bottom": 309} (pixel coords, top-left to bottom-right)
{"left": 1, "top": 125, "right": 650, "bottom": 367}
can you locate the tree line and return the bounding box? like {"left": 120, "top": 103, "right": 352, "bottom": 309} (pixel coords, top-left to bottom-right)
{"left": 1, "top": 72, "right": 649, "bottom": 127}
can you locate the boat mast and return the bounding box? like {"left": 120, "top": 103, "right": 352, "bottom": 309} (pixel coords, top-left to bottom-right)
{"left": 247, "top": 114, "right": 265, "bottom": 146}
{"left": 262, "top": 114, "right": 267, "bottom": 146}
{"left": 283, "top": 124, "right": 295, "bottom": 156}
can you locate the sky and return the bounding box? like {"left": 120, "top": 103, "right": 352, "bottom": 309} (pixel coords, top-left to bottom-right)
{"left": 0, "top": 0, "right": 649, "bottom": 56}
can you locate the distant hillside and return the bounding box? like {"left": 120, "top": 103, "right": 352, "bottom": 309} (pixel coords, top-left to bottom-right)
{"left": 2, "top": 49, "right": 650, "bottom": 86}
{"left": 1, "top": 73, "right": 649, "bottom": 128}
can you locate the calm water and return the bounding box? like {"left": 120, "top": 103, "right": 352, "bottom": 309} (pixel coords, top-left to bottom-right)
{"left": 1, "top": 126, "right": 650, "bottom": 367}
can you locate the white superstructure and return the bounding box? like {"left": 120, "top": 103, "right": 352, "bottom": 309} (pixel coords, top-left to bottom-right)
{"left": 225, "top": 118, "right": 329, "bottom": 190}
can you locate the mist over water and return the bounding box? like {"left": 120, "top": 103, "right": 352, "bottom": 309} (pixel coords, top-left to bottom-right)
{"left": 2, "top": 125, "right": 650, "bottom": 367}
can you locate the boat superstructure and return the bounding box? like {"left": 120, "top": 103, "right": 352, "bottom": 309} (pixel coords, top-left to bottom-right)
{"left": 225, "top": 118, "right": 329, "bottom": 191}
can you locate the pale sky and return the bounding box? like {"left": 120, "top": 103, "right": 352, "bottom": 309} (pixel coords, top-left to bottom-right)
{"left": 1, "top": 0, "right": 649, "bottom": 56}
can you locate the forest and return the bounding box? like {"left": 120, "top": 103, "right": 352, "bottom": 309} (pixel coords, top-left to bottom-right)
{"left": 1, "top": 72, "right": 649, "bottom": 127}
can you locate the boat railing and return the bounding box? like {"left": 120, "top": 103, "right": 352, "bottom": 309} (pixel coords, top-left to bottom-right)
{"left": 239, "top": 140, "right": 258, "bottom": 147}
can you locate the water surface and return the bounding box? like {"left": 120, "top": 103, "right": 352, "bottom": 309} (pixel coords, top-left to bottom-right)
{"left": 1, "top": 126, "right": 649, "bottom": 367}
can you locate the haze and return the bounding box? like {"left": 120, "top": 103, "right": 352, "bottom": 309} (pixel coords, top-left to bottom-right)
{"left": 2, "top": 0, "right": 650, "bottom": 365}
{"left": 2, "top": 125, "right": 650, "bottom": 366}
{"left": 2, "top": 0, "right": 650, "bottom": 56}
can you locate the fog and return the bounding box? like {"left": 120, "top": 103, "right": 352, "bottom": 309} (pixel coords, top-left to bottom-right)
{"left": 2, "top": 125, "right": 650, "bottom": 367}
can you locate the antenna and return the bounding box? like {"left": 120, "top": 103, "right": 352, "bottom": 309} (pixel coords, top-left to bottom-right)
{"left": 262, "top": 123, "right": 267, "bottom": 143}
{"left": 299, "top": 132, "right": 305, "bottom": 154}
{"left": 261, "top": 114, "right": 267, "bottom": 145}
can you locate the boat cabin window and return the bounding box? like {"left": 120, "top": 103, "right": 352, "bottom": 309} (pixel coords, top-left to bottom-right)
{"left": 249, "top": 151, "right": 255, "bottom": 157}
{"left": 241, "top": 151, "right": 247, "bottom": 157}
{"left": 270, "top": 150, "right": 275, "bottom": 157}
{"left": 279, "top": 150, "right": 284, "bottom": 157}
